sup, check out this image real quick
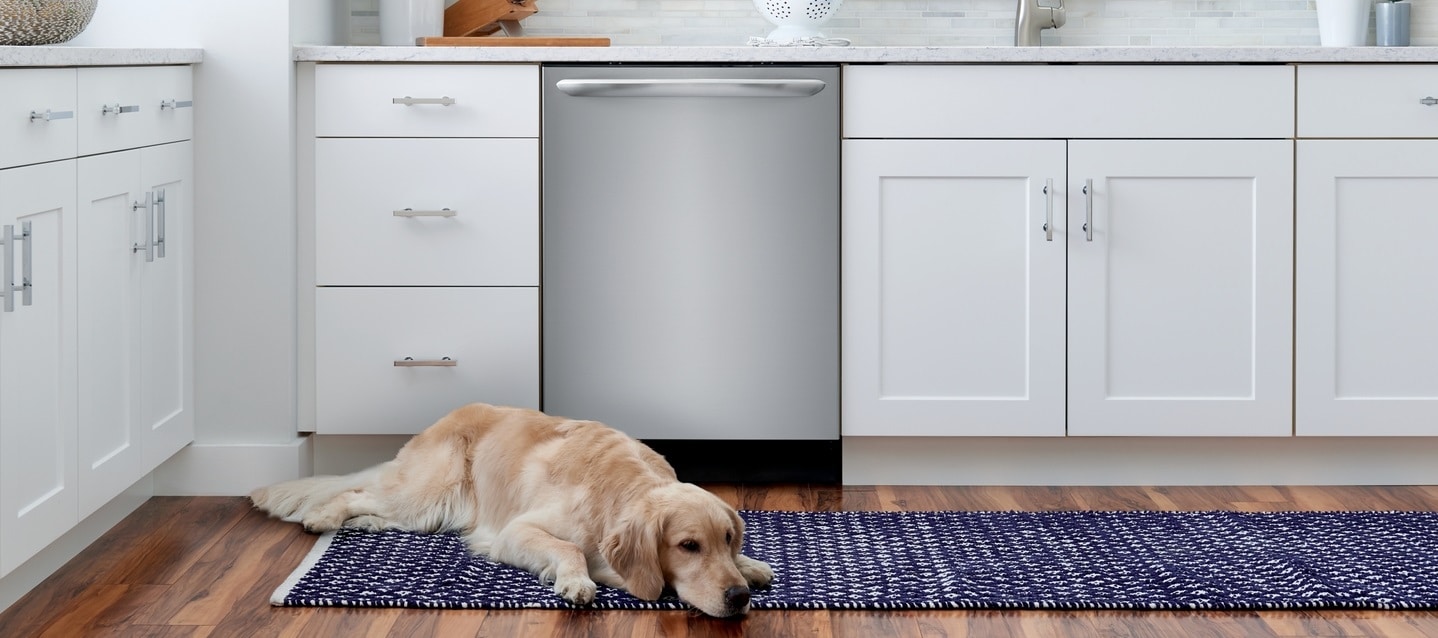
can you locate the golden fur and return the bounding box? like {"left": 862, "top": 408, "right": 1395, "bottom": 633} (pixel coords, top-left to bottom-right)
{"left": 250, "top": 403, "right": 773, "bottom": 617}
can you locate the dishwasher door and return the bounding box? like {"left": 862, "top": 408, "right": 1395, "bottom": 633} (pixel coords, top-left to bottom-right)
{"left": 542, "top": 65, "right": 839, "bottom": 441}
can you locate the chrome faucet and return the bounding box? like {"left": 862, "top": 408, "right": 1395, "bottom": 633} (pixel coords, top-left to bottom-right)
{"left": 1015, "top": 0, "right": 1066, "bottom": 46}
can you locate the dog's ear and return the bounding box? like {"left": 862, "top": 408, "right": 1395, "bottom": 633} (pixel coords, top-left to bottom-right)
{"left": 603, "top": 503, "right": 665, "bottom": 600}
{"left": 727, "top": 507, "right": 746, "bottom": 555}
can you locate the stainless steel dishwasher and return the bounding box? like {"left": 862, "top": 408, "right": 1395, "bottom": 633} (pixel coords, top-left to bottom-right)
{"left": 542, "top": 65, "right": 839, "bottom": 480}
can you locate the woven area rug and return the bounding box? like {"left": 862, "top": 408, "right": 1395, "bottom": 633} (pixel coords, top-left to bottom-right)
{"left": 271, "top": 510, "right": 1438, "bottom": 611}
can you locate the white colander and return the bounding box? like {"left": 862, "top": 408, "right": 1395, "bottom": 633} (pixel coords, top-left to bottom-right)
{"left": 752, "top": 0, "right": 845, "bottom": 43}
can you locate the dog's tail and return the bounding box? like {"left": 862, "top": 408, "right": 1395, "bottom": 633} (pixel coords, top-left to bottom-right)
{"left": 249, "top": 463, "right": 388, "bottom": 523}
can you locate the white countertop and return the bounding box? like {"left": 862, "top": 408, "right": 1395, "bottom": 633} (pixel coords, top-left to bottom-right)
{"left": 0, "top": 47, "right": 203, "bottom": 67}
{"left": 294, "top": 44, "right": 1438, "bottom": 64}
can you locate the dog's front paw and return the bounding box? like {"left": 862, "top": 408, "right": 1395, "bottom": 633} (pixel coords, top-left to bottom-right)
{"left": 736, "top": 554, "right": 774, "bottom": 588}
{"left": 554, "top": 575, "right": 597, "bottom": 606}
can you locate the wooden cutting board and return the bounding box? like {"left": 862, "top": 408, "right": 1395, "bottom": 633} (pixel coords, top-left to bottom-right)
{"left": 419, "top": 36, "right": 611, "bottom": 47}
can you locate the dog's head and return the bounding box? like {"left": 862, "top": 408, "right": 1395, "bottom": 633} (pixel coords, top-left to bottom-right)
{"left": 602, "top": 483, "right": 753, "bottom": 617}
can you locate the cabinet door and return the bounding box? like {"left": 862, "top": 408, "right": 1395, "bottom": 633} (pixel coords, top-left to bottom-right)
{"left": 1067, "top": 140, "right": 1293, "bottom": 436}
{"left": 842, "top": 140, "right": 1067, "bottom": 436}
{"left": 1296, "top": 140, "right": 1438, "bottom": 435}
{"left": 138, "top": 142, "right": 193, "bottom": 464}
{"left": 0, "top": 160, "right": 78, "bottom": 576}
{"left": 77, "top": 149, "right": 144, "bottom": 517}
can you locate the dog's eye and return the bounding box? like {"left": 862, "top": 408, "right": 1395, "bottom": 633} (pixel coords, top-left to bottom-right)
{"left": 679, "top": 540, "right": 700, "bottom": 553}
{"left": 726, "top": 531, "right": 733, "bottom": 545}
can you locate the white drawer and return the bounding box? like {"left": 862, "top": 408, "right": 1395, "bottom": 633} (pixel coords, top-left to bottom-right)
{"left": 0, "top": 69, "right": 77, "bottom": 170}
{"left": 315, "top": 64, "right": 538, "bottom": 138}
{"left": 78, "top": 66, "right": 193, "bottom": 156}
{"left": 1299, "top": 65, "right": 1438, "bottom": 138}
{"left": 844, "top": 65, "right": 1294, "bottom": 139}
{"left": 315, "top": 287, "right": 539, "bottom": 434}
{"left": 315, "top": 138, "right": 537, "bottom": 286}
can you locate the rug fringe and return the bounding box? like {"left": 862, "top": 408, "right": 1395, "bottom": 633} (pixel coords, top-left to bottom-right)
{"left": 271, "top": 531, "right": 337, "bottom": 606}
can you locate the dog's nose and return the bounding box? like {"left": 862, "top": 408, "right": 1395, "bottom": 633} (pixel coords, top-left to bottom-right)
{"left": 725, "top": 585, "right": 751, "bottom": 611}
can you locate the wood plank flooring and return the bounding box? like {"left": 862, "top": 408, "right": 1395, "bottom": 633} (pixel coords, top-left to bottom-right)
{"left": 4, "top": 485, "right": 1438, "bottom": 637}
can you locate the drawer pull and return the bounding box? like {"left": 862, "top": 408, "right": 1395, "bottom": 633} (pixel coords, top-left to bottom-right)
{"left": 101, "top": 103, "right": 140, "bottom": 116}
{"left": 392, "top": 96, "right": 457, "bottom": 107}
{"left": 393, "top": 208, "right": 458, "bottom": 218}
{"left": 159, "top": 99, "right": 194, "bottom": 110}
{"left": 1422, "top": 97, "right": 1438, "bottom": 107}
{"left": 29, "top": 109, "right": 74, "bottom": 122}
{"left": 394, "top": 357, "right": 458, "bottom": 367}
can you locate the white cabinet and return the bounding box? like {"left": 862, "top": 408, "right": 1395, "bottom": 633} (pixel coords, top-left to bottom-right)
{"left": 0, "top": 160, "right": 78, "bottom": 576}
{"left": 77, "top": 141, "right": 193, "bottom": 516}
{"left": 842, "top": 65, "right": 1294, "bottom": 438}
{"left": 1066, "top": 140, "right": 1293, "bottom": 436}
{"left": 0, "top": 64, "right": 193, "bottom": 577}
{"left": 1296, "top": 65, "right": 1438, "bottom": 436}
{"left": 308, "top": 64, "right": 540, "bottom": 434}
{"left": 842, "top": 140, "right": 1066, "bottom": 436}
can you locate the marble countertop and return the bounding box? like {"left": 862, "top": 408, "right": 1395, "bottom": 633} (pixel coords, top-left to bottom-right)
{"left": 295, "top": 44, "right": 1438, "bottom": 64}
{"left": 0, "top": 47, "right": 203, "bottom": 67}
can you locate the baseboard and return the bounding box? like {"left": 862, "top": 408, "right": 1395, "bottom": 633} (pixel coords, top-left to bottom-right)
{"left": 0, "top": 476, "right": 151, "bottom": 615}
{"left": 153, "top": 437, "right": 313, "bottom": 496}
{"left": 844, "top": 436, "right": 1438, "bottom": 485}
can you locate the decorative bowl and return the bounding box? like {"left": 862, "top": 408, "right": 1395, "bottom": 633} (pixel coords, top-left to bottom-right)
{"left": 1, "top": 0, "right": 98, "bottom": 46}
{"left": 753, "top": 0, "right": 844, "bottom": 43}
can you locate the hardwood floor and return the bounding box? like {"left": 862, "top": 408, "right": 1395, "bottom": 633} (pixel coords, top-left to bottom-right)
{"left": 4, "top": 485, "right": 1438, "bottom": 637}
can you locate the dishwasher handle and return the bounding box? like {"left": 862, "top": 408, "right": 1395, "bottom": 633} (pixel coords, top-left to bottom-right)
{"left": 554, "top": 78, "right": 827, "bottom": 98}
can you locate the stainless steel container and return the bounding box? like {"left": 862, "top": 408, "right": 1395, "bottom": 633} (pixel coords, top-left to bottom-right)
{"left": 1376, "top": 1, "right": 1412, "bottom": 47}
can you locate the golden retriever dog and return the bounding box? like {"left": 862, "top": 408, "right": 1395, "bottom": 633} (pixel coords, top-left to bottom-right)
{"left": 250, "top": 403, "right": 773, "bottom": 617}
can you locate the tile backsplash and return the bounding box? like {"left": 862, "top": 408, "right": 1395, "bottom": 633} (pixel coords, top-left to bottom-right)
{"left": 347, "top": 0, "right": 1438, "bottom": 47}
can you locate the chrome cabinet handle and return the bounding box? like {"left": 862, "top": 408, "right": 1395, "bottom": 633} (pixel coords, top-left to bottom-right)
{"left": 132, "top": 192, "right": 154, "bottom": 262}
{"left": 101, "top": 103, "right": 140, "bottom": 116}
{"left": 1042, "top": 178, "right": 1054, "bottom": 242}
{"left": 155, "top": 189, "right": 167, "bottom": 259}
{"left": 159, "top": 99, "right": 193, "bottom": 110}
{"left": 393, "top": 208, "right": 458, "bottom": 218}
{"left": 394, "top": 357, "right": 458, "bottom": 367}
{"left": 392, "top": 96, "right": 456, "bottom": 106}
{"left": 1422, "top": 97, "right": 1438, "bottom": 106}
{"left": 2, "top": 222, "right": 31, "bottom": 313}
{"left": 29, "top": 109, "right": 74, "bottom": 122}
{"left": 1082, "top": 179, "right": 1094, "bottom": 242}
{"left": 554, "top": 78, "right": 827, "bottom": 98}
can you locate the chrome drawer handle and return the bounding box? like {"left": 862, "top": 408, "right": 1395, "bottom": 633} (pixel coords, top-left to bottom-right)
{"left": 1422, "top": 97, "right": 1438, "bottom": 106}
{"left": 392, "top": 96, "right": 456, "bottom": 106}
{"left": 394, "top": 357, "right": 458, "bottom": 367}
{"left": 393, "top": 208, "right": 458, "bottom": 218}
{"left": 29, "top": 109, "right": 74, "bottom": 122}
{"left": 101, "top": 103, "right": 140, "bottom": 116}
{"left": 159, "top": 99, "right": 194, "bottom": 110}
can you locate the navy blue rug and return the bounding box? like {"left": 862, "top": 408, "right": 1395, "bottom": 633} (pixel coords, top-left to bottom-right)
{"left": 272, "top": 510, "right": 1438, "bottom": 611}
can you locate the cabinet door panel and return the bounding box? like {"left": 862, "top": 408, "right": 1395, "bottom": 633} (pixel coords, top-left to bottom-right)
{"left": 842, "top": 140, "right": 1067, "bottom": 436}
{"left": 1297, "top": 140, "right": 1438, "bottom": 435}
{"left": 315, "top": 287, "right": 539, "bottom": 434}
{"left": 0, "top": 160, "right": 78, "bottom": 576}
{"left": 1067, "top": 140, "right": 1293, "bottom": 436}
{"left": 139, "top": 142, "right": 193, "bottom": 464}
{"left": 76, "top": 150, "right": 144, "bottom": 517}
